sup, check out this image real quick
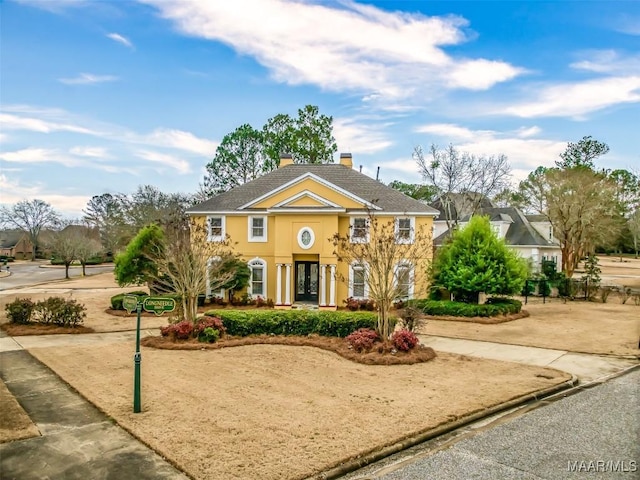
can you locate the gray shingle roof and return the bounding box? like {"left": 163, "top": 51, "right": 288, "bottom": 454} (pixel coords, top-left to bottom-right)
{"left": 188, "top": 164, "right": 439, "bottom": 215}
{"left": 434, "top": 207, "right": 557, "bottom": 247}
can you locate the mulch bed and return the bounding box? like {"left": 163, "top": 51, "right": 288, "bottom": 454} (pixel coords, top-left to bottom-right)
{"left": 0, "top": 323, "right": 95, "bottom": 336}
{"left": 141, "top": 334, "right": 437, "bottom": 365}
{"left": 422, "top": 310, "right": 530, "bottom": 324}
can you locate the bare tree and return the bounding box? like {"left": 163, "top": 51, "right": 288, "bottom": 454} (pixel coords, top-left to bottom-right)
{"left": 75, "top": 236, "right": 103, "bottom": 276}
{"left": 331, "top": 212, "right": 432, "bottom": 338}
{"left": 0, "top": 199, "right": 60, "bottom": 261}
{"left": 83, "top": 193, "right": 128, "bottom": 255}
{"left": 629, "top": 208, "right": 640, "bottom": 258}
{"left": 46, "top": 223, "right": 86, "bottom": 279}
{"left": 414, "top": 144, "right": 511, "bottom": 231}
{"left": 116, "top": 221, "right": 239, "bottom": 324}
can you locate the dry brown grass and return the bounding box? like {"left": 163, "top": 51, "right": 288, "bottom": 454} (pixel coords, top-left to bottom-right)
{"left": 142, "top": 334, "right": 437, "bottom": 365}
{"left": 421, "top": 299, "right": 639, "bottom": 356}
{"left": 0, "top": 380, "right": 40, "bottom": 443}
{"left": 30, "top": 342, "right": 570, "bottom": 480}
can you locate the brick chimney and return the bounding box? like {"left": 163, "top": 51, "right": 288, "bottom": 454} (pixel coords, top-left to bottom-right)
{"left": 339, "top": 153, "right": 353, "bottom": 168}
{"left": 279, "top": 153, "right": 293, "bottom": 168}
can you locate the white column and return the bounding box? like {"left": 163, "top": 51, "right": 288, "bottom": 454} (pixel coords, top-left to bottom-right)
{"left": 319, "top": 264, "right": 327, "bottom": 306}
{"left": 285, "top": 263, "right": 292, "bottom": 305}
{"left": 276, "top": 264, "right": 282, "bottom": 305}
{"left": 329, "top": 264, "right": 336, "bottom": 306}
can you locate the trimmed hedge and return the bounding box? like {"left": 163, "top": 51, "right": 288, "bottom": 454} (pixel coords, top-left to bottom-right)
{"left": 410, "top": 297, "right": 522, "bottom": 317}
{"left": 204, "top": 309, "right": 379, "bottom": 337}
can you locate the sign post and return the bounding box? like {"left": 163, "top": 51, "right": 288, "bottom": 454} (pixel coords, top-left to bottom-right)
{"left": 127, "top": 295, "right": 176, "bottom": 414}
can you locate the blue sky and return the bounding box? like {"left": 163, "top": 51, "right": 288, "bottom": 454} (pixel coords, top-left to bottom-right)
{"left": 1, "top": 0, "right": 639, "bottom": 218}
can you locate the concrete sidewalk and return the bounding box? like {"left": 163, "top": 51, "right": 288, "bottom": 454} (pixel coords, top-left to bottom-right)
{"left": 0, "top": 349, "right": 188, "bottom": 480}
{"left": 418, "top": 335, "right": 639, "bottom": 383}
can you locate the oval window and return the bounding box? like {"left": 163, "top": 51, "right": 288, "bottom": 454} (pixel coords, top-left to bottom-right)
{"left": 297, "top": 227, "right": 315, "bottom": 249}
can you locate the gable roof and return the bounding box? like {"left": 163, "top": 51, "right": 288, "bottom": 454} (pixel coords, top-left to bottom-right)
{"left": 0, "top": 230, "right": 28, "bottom": 249}
{"left": 435, "top": 206, "right": 557, "bottom": 247}
{"left": 188, "top": 164, "right": 439, "bottom": 215}
{"left": 430, "top": 193, "right": 495, "bottom": 221}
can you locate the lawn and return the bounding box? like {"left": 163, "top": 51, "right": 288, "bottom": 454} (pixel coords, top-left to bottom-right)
{"left": 29, "top": 341, "right": 570, "bottom": 480}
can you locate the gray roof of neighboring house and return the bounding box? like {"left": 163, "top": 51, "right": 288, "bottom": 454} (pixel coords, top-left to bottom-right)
{"left": 0, "top": 230, "right": 27, "bottom": 249}
{"left": 188, "top": 164, "right": 440, "bottom": 215}
{"left": 434, "top": 206, "right": 557, "bottom": 247}
{"left": 525, "top": 214, "right": 548, "bottom": 223}
{"left": 430, "top": 193, "right": 495, "bottom": 220}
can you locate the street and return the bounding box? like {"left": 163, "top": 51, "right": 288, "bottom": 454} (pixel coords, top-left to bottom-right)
{"left": 343, "top": 369, "right": 639, "bottom": 480}
{"left": 0, "top": 261, "right": 114, "bottom": 290}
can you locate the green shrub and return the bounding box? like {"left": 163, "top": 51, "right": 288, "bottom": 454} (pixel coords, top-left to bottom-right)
{"left": 199, "top": 327, "right": 220, "bottom": 343}
{"left": 110, "top": 291, "right": 149, "bottom": 310}
{"left": 85, "top": 255, "right": 104, "bottom": 265}
{"left": 410, "top": 298, "right": 521, "bottom": 317}
{"left": 5, "top": 298, "right": 35, "bottom": 324}
{"left": 32, "top": 297, "right": 86, "bottom": 327}
{"left": 204, "top": 309, "right": 379, "bottom": 337}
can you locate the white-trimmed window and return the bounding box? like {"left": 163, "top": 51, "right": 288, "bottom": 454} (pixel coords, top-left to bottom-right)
{"left": 248, "top": 258, "right": 266, "bottom": 298}
{"left": 349, "top": 262, "right": 368, "bottom": 299}
{"left": 395, "top": 217, "right": 414, "bottom": 244}
{"left": 350, "top": 217, "right": 368, "bottom": 243}
{"left": 548, "top": 225, "right": 553, "bottom": 241}
{"left": 248, "top": 216, "right": 267, "bottom": 242}
{"left": 207, "top": 216, "right": 225, "bottom": 241}
{"left": 394, "top": 261, "right": 414, "bottom": 300}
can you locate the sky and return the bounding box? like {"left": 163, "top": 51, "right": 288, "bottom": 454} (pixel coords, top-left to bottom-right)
{"left": 1, "top": 0, "right": 639, "bottom": 219}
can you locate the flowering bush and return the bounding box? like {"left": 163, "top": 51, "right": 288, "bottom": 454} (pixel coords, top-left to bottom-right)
{"left": 193, "top": 316, "right": 226, "bottom": 337}
{"left": 391, "top": 329, "right": 419, "bottom": 351}
{"left": 160, "top": 320, "right": 194, "bottom": 340}
{"left": 346, "top": 328, "right": 380, "bottom": 352}
{"left": 344, "top": 297, "right": 376, "bottom": 311}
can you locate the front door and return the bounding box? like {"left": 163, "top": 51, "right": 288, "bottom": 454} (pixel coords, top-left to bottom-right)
{"left": 295, "top": 261, "right": 319, "bottom": 302}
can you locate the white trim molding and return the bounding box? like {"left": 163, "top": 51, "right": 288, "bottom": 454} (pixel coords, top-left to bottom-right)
{"left": 297, "top": 227, "right": 315, "bottom": 250}
{"left": 395, "top": 216, "right": 415, "bottom": 244}
{"left": 248, "top": 257, "right": 267, "bottom": 298}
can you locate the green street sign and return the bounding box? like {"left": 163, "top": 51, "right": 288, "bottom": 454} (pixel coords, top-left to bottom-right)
{"left": 142, "top": 296, "right": 176, "bottom": 316}
{"left": 122, "top": 295, "right": 138, "bottom": 314}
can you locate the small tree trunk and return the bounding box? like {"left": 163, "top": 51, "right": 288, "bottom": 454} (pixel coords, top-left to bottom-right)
{"left": 64, "top": 263, "right": 70, "bottom": 279}
{"left": 82, "top": 262, "right": 87, "bottom": 276}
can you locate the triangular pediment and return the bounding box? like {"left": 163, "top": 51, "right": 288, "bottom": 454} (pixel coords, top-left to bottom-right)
{"left": 240, "top": 173, "right": 380, "bottom": 210}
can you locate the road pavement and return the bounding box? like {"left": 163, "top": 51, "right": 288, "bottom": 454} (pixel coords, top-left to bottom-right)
{"left": 0, "top": 261, "right": 113, "bottom": 291}
{"left": 347, "top": 368, "right": 639, "bottom": 480}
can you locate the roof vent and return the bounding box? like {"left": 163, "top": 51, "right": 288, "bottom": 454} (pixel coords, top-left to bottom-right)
{"left": 339, "top": 153, "right": 353, "bottom": 168}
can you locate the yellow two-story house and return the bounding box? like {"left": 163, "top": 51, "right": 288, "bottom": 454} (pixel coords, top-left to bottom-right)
{"left": 187, "top": 154, "right": 438, "bottom": 309}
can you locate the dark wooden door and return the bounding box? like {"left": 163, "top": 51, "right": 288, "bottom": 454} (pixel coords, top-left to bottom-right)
{"left": 295, "top": 261, "right": 319, "bottom": 302}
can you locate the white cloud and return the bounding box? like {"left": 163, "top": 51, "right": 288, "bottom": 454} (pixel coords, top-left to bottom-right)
{"left": 0, "top": 113, "right": 98, "bottom": 135}
{"left": 59, "top": 73, "right": 119, "bottom": 85}
{"left": 69, "top": 146, "right": 109, "bottom": 158}
{"left": 570, "top": 50, "right": 640, "bottom": 75}
{"left": 142, "top": 129, "right": 218, "bottom": 157}
{"left": 0, "top": 148, "right": 83, "bottom": 167}
{"left": 134, "top": 150, "right": 191, "bottom": 174}
{"left": 0, "top": 174, "right": 90, "bottom": 218}
{"left": 333, "top": 118, "right": 393, "bottom": 155}
{"left": 140, "top": 0, "right": 522, "bottom": 104}
{"left": 502, "top": 76, "right": 640, "bottom": 118}
{"left": 106, "top": 32, "right": 133, "bottom": 48}
{"left": 414, "top": 123, "right": 566, "bottom": 171}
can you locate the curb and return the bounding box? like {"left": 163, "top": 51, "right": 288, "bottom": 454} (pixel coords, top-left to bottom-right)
{"left": 311, "top": 374, "right": 579, "bottom": 480}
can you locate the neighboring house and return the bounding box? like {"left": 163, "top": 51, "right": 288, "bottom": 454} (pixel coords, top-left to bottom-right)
{"left": 187, "top": 154, "right": 439, "bottom": 309}
{"left": 0, "top": 230, "right": 33, "bottom": 259}
{"left": 432, "top": 199, "right": 562, "bottom": 272}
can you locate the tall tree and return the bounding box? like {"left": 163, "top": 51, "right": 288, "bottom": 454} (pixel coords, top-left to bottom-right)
{"left": 262, "top": 113, "right": 295, "bottom": 171}
{"left": 124, "top": 185, "right": 192, "bottom": 238}
{"left": 47, "top": 223, "right": 94, "bottom": 279}
{"left": 515, "top": 137, "right": 620, "bottom": 276}
{"left": 331, "top": 212, "right": 432, "bottom": 338}
{"left": 629, "top": 208, "right": 640, "bottom": 258}
{"left": 556, "top": 135, "right": 609, "bottom": 170}
{"left": 291, "top": 105, "right": 337, "bottom": 164}
{"left": 202, "top": 105, "right": 337, "bottom": 196}
{"left": 413, "top": 144, "right": 511, "bottom": 231}
{"left": 204, "top": 124, "right": 267, "bottom": 196}
{"left": 0, "top": 199, "right": 60, "bottom": 261}
{"left": 83, "top": 193, "right": 128, "bottom": 254}
{"left": 432, "top": 216, "right": 528, "bottom": 304}
{"left": 388, "top": 181, "right": 439, "bottom": 203}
